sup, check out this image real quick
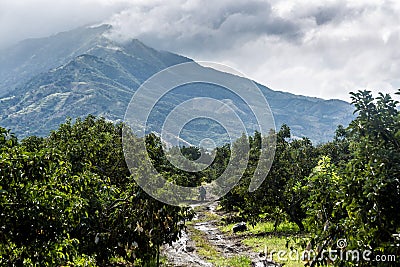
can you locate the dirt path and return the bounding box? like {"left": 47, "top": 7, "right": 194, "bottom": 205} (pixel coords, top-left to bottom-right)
{"left": 162, "top": 229, "right": 213, "bottom": 267}
{"left": 162, "top": 202, "right": 280, "bottom": 267}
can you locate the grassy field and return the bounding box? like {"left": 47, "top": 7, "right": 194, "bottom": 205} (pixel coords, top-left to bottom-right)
{"left": 219, "top": 220, "right": 307, "bottom": 267}
{"left": 219, "top": 220, "right": 300, "bottom": 235}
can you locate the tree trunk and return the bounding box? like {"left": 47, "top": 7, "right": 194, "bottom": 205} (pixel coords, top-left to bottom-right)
{"left": 288, "top": 209, "right": 304, "bottom": 231}
{"left": 293, "top": 218, "right": 304, "bottom": 232}
{"left": 156, "top": 244, "right": 160, "bottom": 267}
{"left": 284, "top": 205, "right": 305, "bottom": 232}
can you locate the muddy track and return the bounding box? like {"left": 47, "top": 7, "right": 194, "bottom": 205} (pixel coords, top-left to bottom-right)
{"left": 162, "top": 202, "right": 280, "bottom": 267}
{"left": 162, "top": 229, "right": 213, "bottom": 267}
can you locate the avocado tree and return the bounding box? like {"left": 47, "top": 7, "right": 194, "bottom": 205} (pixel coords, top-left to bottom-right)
{"left": 220, "top": 126, "right": 318, "bottom": 231}
{"left": 301, "top": 90, "right": 400, "bottom": 266}
{"left": 0, "top": 116, "right": 194, "bottom": 266}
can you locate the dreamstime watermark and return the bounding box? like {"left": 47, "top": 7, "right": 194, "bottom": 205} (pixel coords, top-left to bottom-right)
{"left": 122, "top": 61, "right": 276, "bottom": 206}
{"left": 258, "top": 239, "right": 397, "bottom": 264}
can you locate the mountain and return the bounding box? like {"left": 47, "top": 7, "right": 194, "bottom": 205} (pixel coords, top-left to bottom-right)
{"left": 0, "top": 25, "right": 354, "bottom": 144}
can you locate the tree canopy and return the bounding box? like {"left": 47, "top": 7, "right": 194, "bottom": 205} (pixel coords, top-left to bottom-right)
{"left": 1, "top": 89, "right": 399, "bottom": 266}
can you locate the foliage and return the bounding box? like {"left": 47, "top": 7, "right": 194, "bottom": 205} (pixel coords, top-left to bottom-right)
{"left": 0, "top": 127, "right": 17, "bottom": 149}
{"left": 220, "top": 126, "right": 318, "bottom": 231}
{"left": 0, "top": 116, "right": 193, "bottom": 266}
{"left": 301, "top": 90, "right": 400, "bottom": 266}
{"left": 1, "top": 89, "right": 400, "bottom": 266}
{"left": 219, "top": 89, "right": 400, "bottom": 266}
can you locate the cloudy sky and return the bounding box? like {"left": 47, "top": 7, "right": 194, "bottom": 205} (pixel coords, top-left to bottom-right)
{"left": 1, "top": 0, "right": 399, "bottom": 101}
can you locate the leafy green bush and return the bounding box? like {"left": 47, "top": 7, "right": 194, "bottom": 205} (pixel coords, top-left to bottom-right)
{"left": 301, "top": 90, "right": 400, "bottom": 266}
{"left": 0, "top": 116, "right": 193, "bottom": 266}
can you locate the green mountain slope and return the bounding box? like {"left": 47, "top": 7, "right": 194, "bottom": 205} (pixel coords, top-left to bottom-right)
{"left": 0, "top": 25, "right": 354, "bottom": 144}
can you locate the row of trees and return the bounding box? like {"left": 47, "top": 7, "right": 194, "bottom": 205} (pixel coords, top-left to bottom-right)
{"left": 0, "top": 116, "right": 193, "bottom": 266}
{"left": 219, "top": 90, "right": 400, "bottom": 266}
{"left": 1, "top": 89, "right": 399, "bottom": 266}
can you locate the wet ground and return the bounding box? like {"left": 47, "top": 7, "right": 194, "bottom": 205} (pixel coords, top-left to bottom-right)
{"left": 162, "top": 202, "right": 280, "bottom": 267}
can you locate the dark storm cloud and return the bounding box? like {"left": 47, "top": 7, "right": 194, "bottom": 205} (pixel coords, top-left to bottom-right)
{"left": 106, "top": 0, "right": 305, "bottom": 55}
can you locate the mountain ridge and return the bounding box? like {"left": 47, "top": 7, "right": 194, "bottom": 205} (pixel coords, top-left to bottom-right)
{"left": 0, "top": 25, "right": 354, "bottom": 144}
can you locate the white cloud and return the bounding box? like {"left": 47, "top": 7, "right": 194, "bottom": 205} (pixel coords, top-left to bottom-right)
{"left": 1, "top": 0, "right": 399, "bottom": 101}
{"left": 102, "top": 0, "right": 400, "bottom": 101}
{"left": 0, "top": 0, "right": 129, "bottom": 48}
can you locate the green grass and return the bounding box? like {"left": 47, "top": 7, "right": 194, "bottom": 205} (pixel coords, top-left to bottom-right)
{"left": 188, "top": 225, "right": 220, "bottom": 259}
{"left": 222, "top": 255, "right": 252, "bottom": 266}
{"left": 187, "top": 225, "right": 252, "bottom": 266}
{"left": 220, "top": 220, "right": 299, "bottom": 236}
{"left": 218, "top": 220, "right": 304, "bottom": 267}
{"left": 203, "top": 211, "right": 220, "bottom": 221}
{"left": 242, "top": 236, "right": 304, "bottom": 267}
{"left": 189, "top": 208, "right": 222, "bottom": 224}
{"left": 188, "top": 209, "right": 305, "bottom": 266}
